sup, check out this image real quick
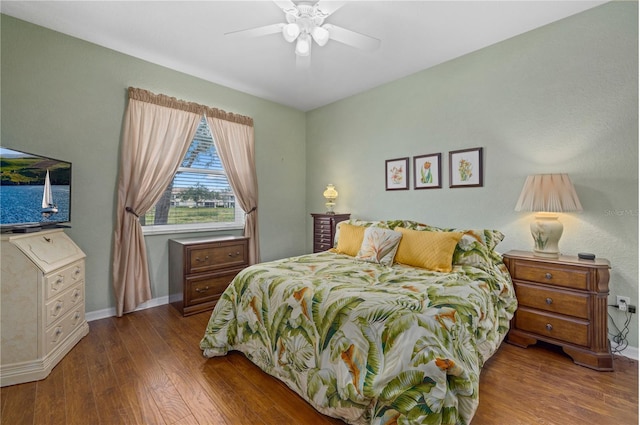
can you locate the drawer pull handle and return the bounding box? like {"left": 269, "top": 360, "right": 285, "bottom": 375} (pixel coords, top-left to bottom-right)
{"left": 544, "top": 273, "right": 553, "bottom": 280}
{"left": 195, "top": 256, "right": 209, "bottom": 262}
{"left": 228, "top": 252, "right": 240, "bottom": 257}
{"left": 545, "top": 323, "right": 553, "bottom": 332}
{"left": 545, "top": 297, "right": 553, "bottom": 305}
{"left": 195, "top": 286, "right": 211, "bottom": 293}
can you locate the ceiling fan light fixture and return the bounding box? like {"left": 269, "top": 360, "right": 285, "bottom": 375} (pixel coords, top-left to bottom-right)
{"left": 295, "top": 33, "right": 311, "bottom": 56}
{"left": 311, "top": 25, "right": 329, "bottom": 46}
{"left": 282, "top": 22, "right": 300, "bottom": 42}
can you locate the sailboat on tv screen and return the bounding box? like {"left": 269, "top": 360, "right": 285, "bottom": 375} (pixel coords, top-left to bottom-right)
{"left": 41, "top": 170, "right": 59, "bottom": 215}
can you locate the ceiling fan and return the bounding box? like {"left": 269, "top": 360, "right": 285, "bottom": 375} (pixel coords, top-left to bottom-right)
{"left": 226, "top": 0, "right": 381, "bottom": 67}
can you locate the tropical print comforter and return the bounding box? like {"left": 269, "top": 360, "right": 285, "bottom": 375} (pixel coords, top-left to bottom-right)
{"left": 201, "top": 248, "right": 516, "bottom": 425}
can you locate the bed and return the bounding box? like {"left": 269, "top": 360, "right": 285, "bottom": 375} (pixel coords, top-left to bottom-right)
{"left": 200, "top": 219, "right": 517, "bottom": 425}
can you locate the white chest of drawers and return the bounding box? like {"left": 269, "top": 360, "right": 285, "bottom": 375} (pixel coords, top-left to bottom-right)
{"left": 1, "top": 229, "right": 90, "bottom": 386}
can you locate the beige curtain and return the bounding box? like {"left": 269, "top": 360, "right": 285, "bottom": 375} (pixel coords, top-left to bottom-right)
{"left": 112, "top": 88, "right": 201, "bottom": 316}
{"left": 205, "top": 115, "right": 260, "bottom": 265}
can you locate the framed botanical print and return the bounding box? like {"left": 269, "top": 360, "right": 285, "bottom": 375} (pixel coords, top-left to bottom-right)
{"left": 413, "top": 153, "right": 442, "bottom": 189}
{"left": 449, "top": 147, "right": 483, "bottom": 188}
{"left": 385, "top": 157, "right": 409, "bottom": 190}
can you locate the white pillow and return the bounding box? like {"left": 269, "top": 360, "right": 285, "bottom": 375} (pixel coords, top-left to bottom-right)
{"left": 356, "top": 227, "right": 402, "bottom": 266}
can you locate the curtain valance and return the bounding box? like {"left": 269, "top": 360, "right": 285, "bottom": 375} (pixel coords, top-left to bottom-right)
{"left": 128, "top": 87, "right": 254, "bottom": 127}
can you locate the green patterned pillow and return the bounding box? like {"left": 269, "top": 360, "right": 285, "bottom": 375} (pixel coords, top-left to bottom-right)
{"left": 356, "top": 227, "right": 402, "bottom": 266}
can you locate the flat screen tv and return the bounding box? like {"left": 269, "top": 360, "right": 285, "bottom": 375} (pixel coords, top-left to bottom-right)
{"left": 0, "top": 147, "right": 72, "bottom": 232}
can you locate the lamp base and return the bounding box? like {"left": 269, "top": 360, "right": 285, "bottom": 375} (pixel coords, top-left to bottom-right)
{"left": 325, "top": 200, "right": 336, "bottom": 214}
{"left": 530, "top": 213, "right": 563, "bottom": 258}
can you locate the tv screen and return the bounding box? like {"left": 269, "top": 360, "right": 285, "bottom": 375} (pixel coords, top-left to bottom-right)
{"left": 0, "top": 147, "right": 72, "bottom": 231}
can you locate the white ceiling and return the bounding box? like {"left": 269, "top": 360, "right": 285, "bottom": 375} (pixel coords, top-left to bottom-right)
{"left": 1, "top": 1, "right": 607, "bottom": 111}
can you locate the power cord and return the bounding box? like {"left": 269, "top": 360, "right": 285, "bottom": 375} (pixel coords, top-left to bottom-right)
{"left": 608, "top": 306, "right": 633, "bottom": 354}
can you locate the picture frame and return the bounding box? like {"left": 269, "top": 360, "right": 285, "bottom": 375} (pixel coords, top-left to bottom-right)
{"left": 385, "top": 157, "right": 409, "bottom": 190}
{"left": 413, "top": 153, "right": 442, "bottom": 189}
{"left": 449, "top": 147, "right": 483, "bottom": 188}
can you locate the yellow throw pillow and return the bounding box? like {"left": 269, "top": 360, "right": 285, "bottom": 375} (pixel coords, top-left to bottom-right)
{"left": 394, "top": 228, "right": 463, "bottom": 272}
{"left": 335, "top": 224, "right": 366, "bottom": 256}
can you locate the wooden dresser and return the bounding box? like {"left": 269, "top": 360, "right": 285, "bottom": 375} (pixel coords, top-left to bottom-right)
{"left": 1, "top": 229, "right": 89, "bottom": 386}
{"left": 311, "top": 213, "right": 350, "bottom": 253}
{"left": 169, "top": 235, "right": 249, "bottom": 316}
{"left": 503, "top": 250, "right": 613, "bottom": 371}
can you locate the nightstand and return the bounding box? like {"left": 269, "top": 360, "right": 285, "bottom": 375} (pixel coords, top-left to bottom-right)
{"left": 169, "top": 235, "right": 248, "bottom": 316}
{"left": 503, "top": 250, "right": 614, "bottom": 371}
{"left": 311, "top": 213, "right": 350, "bottom": 253}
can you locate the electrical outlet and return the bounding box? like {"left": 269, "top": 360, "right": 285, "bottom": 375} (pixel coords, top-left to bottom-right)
{"left": 616, "top": 296, "right": 631, "bottom": 311}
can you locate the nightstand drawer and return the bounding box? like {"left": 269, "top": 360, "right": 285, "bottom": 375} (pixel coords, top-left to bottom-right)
{"left": 185, "top": 269, "right": 242, "bottom": 306}
{"left": 514, "top": 282, "right": 589, "bottom": 319}
{"left": 515, "top": 308, "right": 589, "bottom": 347}
{"left": 510, "top": 260, "right": 588, "bottom": 290}
{"left": 187, "top": 242, "right": 248, "bottom": 274}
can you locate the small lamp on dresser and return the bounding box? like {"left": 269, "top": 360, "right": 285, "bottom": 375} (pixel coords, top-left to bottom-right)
{"left": 323, "top": 184, "right": 338, "bottom": 214}
{"left": 514, "top": 173, "right": 583, "bottom": 258}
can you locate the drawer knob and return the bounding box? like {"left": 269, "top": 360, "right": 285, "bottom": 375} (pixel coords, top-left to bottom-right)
{"left": 545, "top": 297, "right": 553, "bottom": 305}
{"left": 195, "top": 256, "right": 209, "bottom": 262}
{"left": 195, "top": 286, "right": 211, "bottom": 293}
{"left": 544, "top": 273, "right": 553, "bottom": 280}
{"left": 545, "top": 323, "right": 553, "bottom": 332}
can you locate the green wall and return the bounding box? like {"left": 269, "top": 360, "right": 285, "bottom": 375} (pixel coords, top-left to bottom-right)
{"left": 1, "top": 14, "right": 307, "bottom": 314}
{"left": 306, "top": 1, "right": 639, "bottom": 349}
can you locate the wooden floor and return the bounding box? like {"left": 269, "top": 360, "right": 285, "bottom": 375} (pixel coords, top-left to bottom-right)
{"left": 1, "top": 304, "right": 637, "bottom": 425}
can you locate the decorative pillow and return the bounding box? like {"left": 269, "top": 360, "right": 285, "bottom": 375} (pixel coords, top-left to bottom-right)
{"left": 394, "top": 227, "right": 463, "bottom": 272}
{"left": 452, "top": 230, "right": 505, "bottom": 269}
{"left": 332, "top": 220, "right": 388, "bottom": 248}
{"left": 356, "top": 227, "right": 402, "bottom": 266}
{"left": 334, "top": 223, "right": 367, "bottom": 256}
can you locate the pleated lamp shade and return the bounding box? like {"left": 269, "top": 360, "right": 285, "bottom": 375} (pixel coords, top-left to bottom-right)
{"left": 515, "top": 174, "right": 582, "bottom": 258}
{"left": 515, "top": 174, "right": 583, "bottom": 213}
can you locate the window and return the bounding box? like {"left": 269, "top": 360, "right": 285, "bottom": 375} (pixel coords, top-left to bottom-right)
{"left": 142, "top": 117, "right": 244, "bottom": 234}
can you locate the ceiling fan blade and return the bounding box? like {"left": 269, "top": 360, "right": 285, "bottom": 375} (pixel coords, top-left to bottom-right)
{"left": 225, "top": 23, "right": 286, "bottom": 38}
{"left": 324, "top": 24, "right": 381, "bottom": 51}
{"left": 273, "top": 0, "right": 297, "bottom": 12}
{"left": 315, "top": 1, "right": 346, "bottom": 17}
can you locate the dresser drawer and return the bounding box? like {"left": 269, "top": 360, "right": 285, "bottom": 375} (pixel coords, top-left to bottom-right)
{"left": 514, "top": 282, "right": 589, "bottom": 319}
{"left": 515, "top": 308, "right": 589, "bottom": 347}
{"left": 510, "top": 260, "right": 588, "bottom": 290}
{"left": 44, "top": 261, "right": 84, "bottom": 300}
{"left": 185, "top": 269, "right": 242, "bottom": 306}
{"left": 45, "top": 307, "right": 85, "bottom": 354}
{"left": 44, "top": 282, "right": 84, "bottom": 327}
{"left": 187, "top": 241, "right": 248, "bottom": 274}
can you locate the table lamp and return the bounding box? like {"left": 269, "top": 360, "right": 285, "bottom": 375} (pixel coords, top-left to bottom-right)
{"left": 514, "top": 174, "right": 583, "bottom": 258}
{"left": 323, "top": 184, "right": 338, "bottom": 214}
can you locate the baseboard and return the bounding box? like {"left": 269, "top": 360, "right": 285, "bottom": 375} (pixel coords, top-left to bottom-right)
{"left": 612, "top": 342, "right": 639, "bottom": 361}
{"left": 85, "top": 295, "right": 169, "bottom": 322}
